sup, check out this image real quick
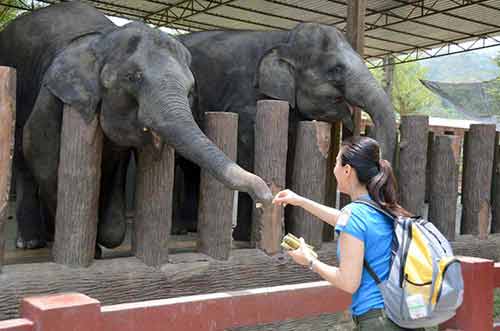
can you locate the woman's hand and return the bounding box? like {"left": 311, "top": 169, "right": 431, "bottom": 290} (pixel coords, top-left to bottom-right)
{"left": 272, "top": 189, "right": 304, "bottom": 207}
{"left": 288, "top": 238, "right": 316, "bottom": 266}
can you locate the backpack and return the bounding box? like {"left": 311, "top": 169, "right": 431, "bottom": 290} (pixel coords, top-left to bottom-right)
{"left": 353, "top": 199, "right": 464, "bottom": 329}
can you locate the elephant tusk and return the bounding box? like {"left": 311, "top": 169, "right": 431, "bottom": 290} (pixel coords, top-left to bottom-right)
{"left": 143, "top": 127, "right": 149, "bottom": 132}
{"left": 151, "top": 129, "right": 163, "bottom": 151}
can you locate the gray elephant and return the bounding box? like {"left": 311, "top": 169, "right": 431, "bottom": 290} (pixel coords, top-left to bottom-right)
{"left": 178, "top": 24, "right": 397, "bottom": 240}
{"left": 0, "top": 2, "right": 272, "bottom": 250}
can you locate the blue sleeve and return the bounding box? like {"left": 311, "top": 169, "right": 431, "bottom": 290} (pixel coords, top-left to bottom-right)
{"left": 335, "top": 204, "right": 366, "bottom": 242}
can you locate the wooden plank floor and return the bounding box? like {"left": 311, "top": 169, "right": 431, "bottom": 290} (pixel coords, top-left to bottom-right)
{"left": 3, "top": 201, "right": 250, "bottom": 265}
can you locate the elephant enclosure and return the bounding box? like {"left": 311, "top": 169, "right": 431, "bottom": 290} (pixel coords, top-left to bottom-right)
{"left": 1, "top": 66, "right": 500, "bottom": 320}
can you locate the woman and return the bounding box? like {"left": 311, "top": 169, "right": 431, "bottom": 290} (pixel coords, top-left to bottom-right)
{"left": 272, "top": 137, "right": 421, "bottom": 331}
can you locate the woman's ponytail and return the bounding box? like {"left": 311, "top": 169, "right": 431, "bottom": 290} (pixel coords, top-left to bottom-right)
{"left": 341, "top": 137, "right": 412, "bottom": 217}
{"left": 367, "top": 159, "right": 412, "bottom": 217}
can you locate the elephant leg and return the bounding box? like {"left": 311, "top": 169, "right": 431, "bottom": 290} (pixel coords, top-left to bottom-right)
{"left": 172, "top": 160, "right": 186, "bottom": 235}
{"left": 232, "top": 119, "right": 255, "bottom": 242}
{"left": 15, "top": 165, "right": 46, "bottom": 249}
{"left": 18, "top": 87, "right": 62, "bottom": 248}
{"left": 97, "top": 141, "right": 128, "bottom": 249}
{"left": 173, "top": 156, "right": 199, "bottom": 234}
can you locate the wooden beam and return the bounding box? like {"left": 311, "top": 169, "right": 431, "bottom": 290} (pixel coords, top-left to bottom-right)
{"left": 492, "top": 133, "right": 500, "bottom": 233}
{"left": 0, "top": 67, "right": 15, "bottom": 273}
{"left": 53, "top": 107, "right": 103, "bottom": 267}
{"left": 198, "top": 112, "right": 238, "bottom": 260}
{"left": 289, "top": 121, "right": 331, "bottom": 249}
{"left": 253, "top": 100, "right": 288, "bottom": 254}
{"left": 425, "top": 131, "right": 435, "bottom": 203}
{"left": 429, "top": 135, "right": 460, "bottom": 241}
{"left": 461, "top": 124, "right": 496, "bottom": 238}
{"left": 134, "top": 144, "right": 174, "bottom": 267}
{"left": 398, "top": 115, "right": 428, "bottom": 216}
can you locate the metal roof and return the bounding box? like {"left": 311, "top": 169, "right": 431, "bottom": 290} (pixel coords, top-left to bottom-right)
{"left": 2, "top": 0, "right": 500, "bottom": 66}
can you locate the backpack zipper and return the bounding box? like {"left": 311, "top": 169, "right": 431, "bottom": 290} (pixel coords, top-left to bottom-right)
{"left": 435, "top": 259, "right": 460, "bottom": 303}
{"left": 405, "top": 274, "right": 432, "bottom": 286}
{"left": 400, "top": 220, "right": 413, "bottom": 288}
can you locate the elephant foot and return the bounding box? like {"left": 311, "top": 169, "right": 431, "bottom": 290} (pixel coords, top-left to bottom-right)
{"left": 171, "top": 223, "right": 189, "bottom": 235}
{"left": 16, "top": 236, "right": 47, "bottom": 249}
{"left": 94, "top": 245, "right": 103, "bottom": 259}
{"left": 171, "top": 216, "right": 197, "bottom": 235}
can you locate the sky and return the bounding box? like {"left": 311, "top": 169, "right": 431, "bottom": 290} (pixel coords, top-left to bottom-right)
{"left": 108, "top": 16, "right": 185, "bottom": 35}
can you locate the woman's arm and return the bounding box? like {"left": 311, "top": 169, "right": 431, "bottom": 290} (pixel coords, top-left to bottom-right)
{"left": 312, "top": 232, "right": 364, "bottom": 293}
{"left": 288, "top": 233, "right": 364, "bottom": 294}
{"left": 273, "top": 189, "right": 342, "bottom": 227}
{"left": 297, "top": 197, "right": 342, "bottom": 227}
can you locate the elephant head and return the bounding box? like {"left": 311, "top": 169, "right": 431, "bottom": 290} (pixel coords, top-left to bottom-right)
{"left": 44, "top": 22, "right": 272, "bottom": 205}
{"left": 257, "top": 23, "right": 397, "bottom": 162}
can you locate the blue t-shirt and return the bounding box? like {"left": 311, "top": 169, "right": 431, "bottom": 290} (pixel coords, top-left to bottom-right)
{"left": 335, "top": 195, "right": 393, "bottom": 316}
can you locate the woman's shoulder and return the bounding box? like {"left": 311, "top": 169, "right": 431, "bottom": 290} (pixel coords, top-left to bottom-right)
{"left": 343, "top": 201, "right": 388, "bottom": 223}
{"left": 337, "top": 202, "right": 368, "bottom": 228}
{"left": 343, "top": 201, "right": 373, "bottom": 216}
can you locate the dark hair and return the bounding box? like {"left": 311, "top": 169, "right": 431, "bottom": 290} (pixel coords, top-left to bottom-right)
{"left": 340, "top": 136, "right": 412, "bottom": 217}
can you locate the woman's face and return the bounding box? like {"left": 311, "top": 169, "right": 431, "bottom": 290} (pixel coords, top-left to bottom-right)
{"left": 333, "top": 150, "right": 350, "bottom": 194}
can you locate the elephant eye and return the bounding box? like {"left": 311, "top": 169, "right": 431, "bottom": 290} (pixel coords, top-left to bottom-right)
{"left": 126, "top": 71, "right": 142, "bottom": 82}
{"left": 328, "top": 65, "right": 344, "bottom": 81}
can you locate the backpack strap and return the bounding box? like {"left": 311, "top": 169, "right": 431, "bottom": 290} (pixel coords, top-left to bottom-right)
{"left": 352, "top": 197, "right": 395, "bottom": 286}
{"left": 352, "top": 197, "right": 396, "bottom": 221}
{"left": 363, "top": 259, "right": 382, "bottom": 285}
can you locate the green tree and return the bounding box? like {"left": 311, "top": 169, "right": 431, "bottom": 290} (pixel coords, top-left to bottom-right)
{"left": 0, "top": 1, "right": 21, "bottom": 30}
{"left": 370, "top": 59, "right": 439, "bottom": 116}
{"left": 484, "top": 52, "right": 500, "bottom": 118}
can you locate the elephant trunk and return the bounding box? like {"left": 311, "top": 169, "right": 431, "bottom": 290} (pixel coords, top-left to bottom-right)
{"left": 347, "top": 74, "right": 397, "bottom": 164}
{"left": 139, "top": 84, "right": 273, "bottom": 206}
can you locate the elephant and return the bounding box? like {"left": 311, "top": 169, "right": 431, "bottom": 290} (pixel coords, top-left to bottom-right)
{"left": 177, "top": 23, "right": 397, "bottom": 240}
{"left": 0, "top": 2, "right": 272, "bottom": 251}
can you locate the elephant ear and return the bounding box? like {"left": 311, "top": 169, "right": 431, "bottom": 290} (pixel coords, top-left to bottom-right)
{"left": 44, "top": 37, "right": 102, "bottom": 124}
{"left": 256, "top": 45, "right": 296, "bottom": 108}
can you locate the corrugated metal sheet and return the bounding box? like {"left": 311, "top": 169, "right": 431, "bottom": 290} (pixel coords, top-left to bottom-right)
{"left": 2, "top": 0, "right": 500, "bottom": 61}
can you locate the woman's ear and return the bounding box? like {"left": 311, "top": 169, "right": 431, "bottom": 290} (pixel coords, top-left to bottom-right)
{"left": 344, "top": 164, "right": 352, "bottom": 176}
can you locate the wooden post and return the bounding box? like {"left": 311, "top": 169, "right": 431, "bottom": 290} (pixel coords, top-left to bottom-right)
{"left": 428, "top": 135, "right": 460, "bottom": 240}
{"left": 425, "top": 131, "right": 434, "bottom": 203}
{"left": 253, "top": 101, "right": 288, "bottom": 254}
{"left": 134, "top": 144, "right": 174, "bottom": 267}
{"left": 53, "top": 107, "right": 103, "bottom": 267}
{"left": 398, "top": 115, "right": 428, "bottom": 216}
{"left": 289, "top": 121, "right": 331, "bottom": 249}
{"left": 461, "top": 124, "right": 496, "bottom": 238}
{"left": 0, "top": 67, "right": 15, "bottom": 273}
{"left": 323, "top": 122, "right": 341, "bottom": 242}
{"left": 491, "top": 133, "right": 500, "bottom": 233}
{"left": 346, "top": 0, "right": 366, "bottom": 137}
{"left": 461, "top": 130, "right": 469, "bottom": 205}
{"left": 198, "top": 112, "right": 238, "bottom": 260}
{"left": 329, "top": 0, "right": 367, "bottom": 213}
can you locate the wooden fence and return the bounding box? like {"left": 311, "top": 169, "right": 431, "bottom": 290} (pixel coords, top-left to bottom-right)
{"left": 2, "top": 66, "right": 500, "bottom": 324}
